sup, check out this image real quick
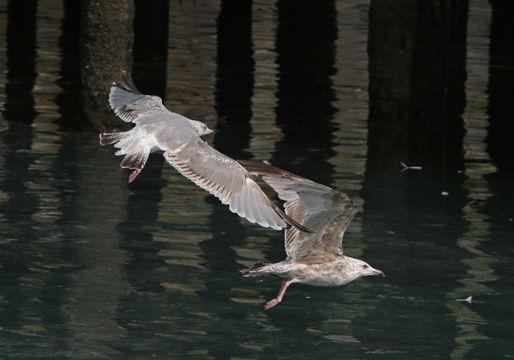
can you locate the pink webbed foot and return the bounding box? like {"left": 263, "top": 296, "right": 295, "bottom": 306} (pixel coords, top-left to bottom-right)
{"left": 264, "top": 297, "right": 282, "bottom": 310}
{"left": 264, "top": 279, "right": 293, "bottom": 310}
{"left": 128, "top": 169, "right": 141, "bottom": 183}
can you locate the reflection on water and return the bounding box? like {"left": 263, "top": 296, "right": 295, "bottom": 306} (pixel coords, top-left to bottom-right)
{"left": 0, "top": 0, "right": 513, "bottom": 359}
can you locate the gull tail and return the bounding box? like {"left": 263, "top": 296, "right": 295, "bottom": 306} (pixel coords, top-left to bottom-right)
{"left": 241, "top": 262, "right": 272, "bottom": 277}
{"left": 99, "top": 132, "right": 126, "bottom": 145}
{"left": 99, "top": 129, "right": 151, "bottom": 182}
{"left": 119, "top": 151, "right": 148, "bottom": 170}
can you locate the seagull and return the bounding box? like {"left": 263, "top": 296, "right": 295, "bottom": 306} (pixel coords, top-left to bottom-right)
{"left": 99, "top": 73, "right": 309, "bottom": 232}
{"left": 239, "top": 160, "right": 384, "bottom": 309}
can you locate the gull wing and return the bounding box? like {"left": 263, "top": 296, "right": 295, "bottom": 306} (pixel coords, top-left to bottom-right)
{"left": 108, "top": 72, "right": 168, "bottom": 124}
{"left": 239, "top": 160, "right": 357, "bottom": 262}
{"left": 164, "top": 140, "right": 309, "bottom": 232}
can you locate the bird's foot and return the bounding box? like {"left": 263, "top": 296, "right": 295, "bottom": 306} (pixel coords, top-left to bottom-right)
{"left": 264, "top": 298, "right": 281, "bottom": 310}
{"left": 128, "top": 169, "right": 141, "bottom": 183}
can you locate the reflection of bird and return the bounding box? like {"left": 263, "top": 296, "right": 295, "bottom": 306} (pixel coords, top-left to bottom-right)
{"left": 240, "top": 161, "right": 384, "bottom": 309}
{"left": 100, "top": 73, "right": 307, "bottom": 231}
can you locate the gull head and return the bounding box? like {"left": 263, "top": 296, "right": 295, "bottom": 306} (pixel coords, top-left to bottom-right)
{"left": 191, "top": 120, "right": 214, "bottom": 136}
{"left": 352, "top": 258, "right": 385, "bottom": 278}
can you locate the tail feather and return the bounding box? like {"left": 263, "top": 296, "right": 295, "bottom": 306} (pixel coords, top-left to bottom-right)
{"left": 99, "top": 132, "right": 126, "bottom": 145}
{"left": 120, "top": 151, "right": 149, "bottom": 170}
{"left": 100, "top": 129, "right": 151, "bottom": 172}
{"left": 241, "top": 261, "right": 270, "bottom": 277}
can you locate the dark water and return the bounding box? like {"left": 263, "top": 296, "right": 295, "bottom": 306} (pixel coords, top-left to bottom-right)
{"left": 0, "top": 0, "right": 513, "bottom": 359}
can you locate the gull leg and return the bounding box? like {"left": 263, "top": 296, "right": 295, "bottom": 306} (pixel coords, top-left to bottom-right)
{"left": 128, "top": 169, "right": 141, "bottom": 183}
{"left": 265, "top": 279, "right": 293, "bottom": 310}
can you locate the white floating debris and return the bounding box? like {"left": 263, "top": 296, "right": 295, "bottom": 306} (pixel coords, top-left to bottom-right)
{"left": 441, "top": 191, "right": 449, "bottom": 196}
{"left": 400, "top": 161, "right": 423, "bottom": 173}
{"left": 456, "top": 296, "right": 472, "bottom": 304}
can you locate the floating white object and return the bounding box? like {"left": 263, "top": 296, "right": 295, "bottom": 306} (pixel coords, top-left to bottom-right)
{"left": 400, "top": 161, "right": 423, "bottom": 173}
{"left": 456, "top": 296, "right": 472, "bottom": 304}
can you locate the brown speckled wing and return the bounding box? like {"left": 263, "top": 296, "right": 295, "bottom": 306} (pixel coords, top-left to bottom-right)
{"left": 239, "top": 160, "right": 357, "bottom": 261}
{"left": 294, "top": 197, "right": 357, "bottom": 264}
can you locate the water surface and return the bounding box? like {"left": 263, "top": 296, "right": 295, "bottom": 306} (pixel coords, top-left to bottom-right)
{"left": 0, "top": 0, "right": 512, "bottom": 359}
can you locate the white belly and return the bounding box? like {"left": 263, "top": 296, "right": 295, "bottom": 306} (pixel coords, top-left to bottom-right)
{"left": 287, "top": 262, "right": 357, "bottom": 287}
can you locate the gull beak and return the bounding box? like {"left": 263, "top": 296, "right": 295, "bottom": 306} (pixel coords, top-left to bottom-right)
{"left": 369, "top": 267, "right": 384, "bottom": 277}
{"left": 374, "top": 269, "right": 385, "bottom": 277}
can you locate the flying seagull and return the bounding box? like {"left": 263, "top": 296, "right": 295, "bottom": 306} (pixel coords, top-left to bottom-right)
{"left": 99, "top": 73, "right": 308, "bottom": 232}
{"left": 239, "top": 160, "right": 384, "bottom": 309}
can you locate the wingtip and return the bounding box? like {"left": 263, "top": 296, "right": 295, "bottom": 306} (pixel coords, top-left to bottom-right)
{"left": 238, "top": 159, "right": 310, "bottom": 182}
{"left": 110, "top": 70, "right": 141, "bottom": 94}
{"left": 286, "top": 218, "right": 313, "bottom": 233}
{"left": 298, "top": 224, "right": 314, "bottom": 233}
{"left": 271, "top": 198, "right": 312, "bottom": 233}
{"left": 239, "top": 159, "right": 314, "bottom": 233}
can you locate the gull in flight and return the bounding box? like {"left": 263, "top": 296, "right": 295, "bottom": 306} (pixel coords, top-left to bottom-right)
{"left": 99, "top": 73, "right": 308, "bottom": 232}
{"left": 240, "top": 161, "right": 384, "bottom": 309}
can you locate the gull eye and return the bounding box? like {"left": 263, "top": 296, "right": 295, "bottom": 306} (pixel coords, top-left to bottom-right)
{"left": 362, "top": 264, "right": 368, "bottom": 269}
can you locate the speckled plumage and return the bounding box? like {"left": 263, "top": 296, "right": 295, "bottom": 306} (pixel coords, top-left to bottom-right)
{"left": 240, "top": 161, "right": 384, "bottom": 309}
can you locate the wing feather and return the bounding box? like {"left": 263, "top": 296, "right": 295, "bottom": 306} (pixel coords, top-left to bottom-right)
{"left": 109, "top": 73, "right": 168, "bottom": 124}
{"left": 102, "top": 74, "right": 312, "bottom": 232}
{"left": 239, "top": 160, "right": 357, "bottom": 261}
{"left": 164, "top": 140, "right": 308, "bottom": 231}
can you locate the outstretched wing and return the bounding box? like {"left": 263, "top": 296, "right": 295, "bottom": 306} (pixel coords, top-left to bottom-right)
{"left": 164, "top": 140, "right": 309, "bottom": 232}
{"left": 108, "top": 72, "right": 168, "bottom": 124}
{"left": 239, "top": 160, "right": 357, "bottom": 262}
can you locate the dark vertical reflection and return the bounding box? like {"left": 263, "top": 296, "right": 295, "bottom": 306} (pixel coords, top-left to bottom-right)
{"left": 56, "top": 0, "right": 84, "bottom": 129}
{"left": 261, "top": 0, "right": 338, "bottom": 355}
{"left": 486, "top": 1, "right": 514, "bottom": 176}
{"left": 118, "top": 0, "right": 169, "bottom": 288}
{"left": 199, "top": 1, "right": 254, "bottom": 358}
{"left": 365, "top": 0, "right": 469, "bottom": 223}
{"left": 273, "top": 0, "right": 337, "bottom": 186}
{"left": 130, "top": 0, "right": 170, "bottom": 191}
{"left": 480, "top": 2, "right": 514, "bottom": 358}
{"left": 33, "top": 1, "right": 87, "bottom": 341}
{"left": 271, "top": 0, "right": 337, "bottom": 260}
{"left": 367, "top": 0, "right": 468, "bottom": 178}
{"left": 119, "top": 0, "right": 169, "bottom": 279}
{"left": 361, "top": 1, "right": 469, "bottom": 356}
{"left": 213, "top": 0, "right": 254, "bottom": 159}
{"left": 114, "top": 3, "right": 170, "bottom": 351}
{"left": 0, "top": 0, "right": 40, "bottom": 346}
{"left": 133, "top": 0, "right": 169, "bottom": 97}
{"left": 3, "top": 0, "right": 37, "bottom": 128}
{"left": 365, "top": 0, "right": 469, "bottom": 219}
{"left": 272, "top": 0, "right": 338, "bottom": 264}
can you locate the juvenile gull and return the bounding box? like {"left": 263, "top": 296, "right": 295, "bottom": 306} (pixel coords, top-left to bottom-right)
{"left": 99, "top": 74, "right": 308, "bottom": 231}
{"left": 240, "top": 160, "right": 384, "bottom": 309}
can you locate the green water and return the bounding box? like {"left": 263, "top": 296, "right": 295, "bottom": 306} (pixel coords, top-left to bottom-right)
{"left": 0, "top": 0, "right": 512, "bottom": 359}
